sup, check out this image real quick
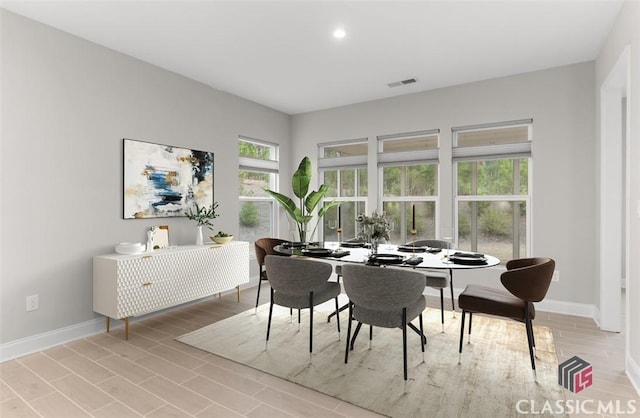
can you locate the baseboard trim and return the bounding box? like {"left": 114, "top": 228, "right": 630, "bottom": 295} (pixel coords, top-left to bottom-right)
{"left": 627, "top": 353, "right": 640, "bottom": 396}
{"left": 0, "top": 292, "right": 231, "bottom": 363}
{"left": 0, "top": 318, "right": 105, "bottom": 363}
{"left": 535, "top": 298, "right": 597, "bottom": 318}
{"left": 0, "top": 285, "right": 601, "bottom": 363}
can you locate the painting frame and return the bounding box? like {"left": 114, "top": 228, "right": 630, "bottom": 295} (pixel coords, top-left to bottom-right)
{"left": 123, "top": 138, "right": 214, "bottom": 219}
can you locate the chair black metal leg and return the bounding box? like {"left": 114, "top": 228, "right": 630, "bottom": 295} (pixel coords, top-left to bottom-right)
{"left": 468, "top": 312, "right": 473, "bottom": 343}
{"left": 266, "top": 288, "right": 275, "bottom": 344}
{"left": 327, "top": 302, "right": 349, "bottom": 322}
{"left": 402, "top": 308, "right": 408, "bottom": 381}
{"left": 529, "top": 314, "right": 537, "bottom": 357}
{"left": 350, "top": 322, "right": 363, "bottom": 350}
{"left": 309, "top": 292, "right": 314, "bottom": 354}
{"left": 255, "top": 277, "right": 263, "bottom": 309}
{"left": 408, "top": 322, "right": 427, "bottom": 345}
{"left": 419, "top": 314, "right": 425, "bottom": 353}
{"left": 439, "top": 288, "right": 445, "bottom": 332}
{"left": 524, "top": 305, "right": 536, "bottom": 377}
{"left": 449, "top": 269, "right": 455, "bottom": 314}
{"left": 345, "top": 303, "right": 353, "bottom": 364}
{"left": 458, "top": 310, "right": 466, "bottom": 363}
{"left": 334, "top": 297, "right": 341, "bottom": 333}
{"left": 526, "top": 317, "right": 536, "bottom": 359}
{"left": 531, "top": 325, "right": 536, "bottom": 348}
{"left": 327, "top": 274, "right": 346, "bottom": 323}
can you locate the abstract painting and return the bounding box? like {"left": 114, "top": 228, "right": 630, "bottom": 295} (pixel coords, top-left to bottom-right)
{"left": 123, "top": 138, "right": 214, "bottom": 219}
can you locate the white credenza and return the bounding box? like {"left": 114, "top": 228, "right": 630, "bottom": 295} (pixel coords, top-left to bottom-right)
{"left": 93, "top": 241, "right": 250, "bottom": 338}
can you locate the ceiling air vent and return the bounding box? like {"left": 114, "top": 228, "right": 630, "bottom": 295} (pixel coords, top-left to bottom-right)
{"left": 387, "top": 78, "right": 418, "bottom": 88}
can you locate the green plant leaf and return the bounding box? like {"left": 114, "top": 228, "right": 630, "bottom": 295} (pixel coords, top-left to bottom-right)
{"left": 291, "top": 157, "right": 311, "bottom": 200}
{"left": 265, "top": 157, "right": 333, "bottom": 242}
{"left": 318, "top": 200, "right": 340, "bottom": 217}
{"left": 304, "top": 185, "right": 328, "bottom": 213}
{"left": 185, "top": 202, "right": 219, "bottom": 230}
{"left": 264, "top": 189, "right": 297, "bottom": 217}
{"left": 291, "top": 206, "right": 312, "bottom": 224}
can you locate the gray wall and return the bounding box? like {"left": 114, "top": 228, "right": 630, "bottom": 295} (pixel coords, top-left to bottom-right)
{"left": 291, "top": 62, "right": 596, "bottom": 306}
{"left": 594, "top": 0, "right": 640, "bottom": 383}
{"left": 3, "top": 6, "right": 634, "bottom": 385}
{"left": 0, "top": 11, "right": 290, "bottom": 344}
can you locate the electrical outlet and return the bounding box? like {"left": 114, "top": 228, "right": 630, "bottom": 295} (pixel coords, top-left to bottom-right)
{"left": 552, "top": 271, "right": 560, "bottom": 282}
{"left": 26, "top": 294, "right": 39, "bottom": 312}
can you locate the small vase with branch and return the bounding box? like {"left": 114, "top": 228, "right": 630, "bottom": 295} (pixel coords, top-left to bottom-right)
{"left": 185, "top": 202, "right": 219, "bottom": 245}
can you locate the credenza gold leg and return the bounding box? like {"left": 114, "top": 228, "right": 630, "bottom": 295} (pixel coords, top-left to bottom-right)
{"left": 237, "top": 285, "right": 240, "bottom": 302}
{"left": 106, "top": 317, "right": 110, "bottom": 333}
{"left": 125, "top": 317, "right": 130, "bottom": 340}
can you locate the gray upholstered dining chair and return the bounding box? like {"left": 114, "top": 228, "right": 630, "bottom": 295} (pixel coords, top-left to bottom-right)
{"left": 264, "top": 255, "right": 341, "bottom": 356}
{"left": 457, "top": 257, "right": 555, "bottom": 381}
{"left": 342, "top": 263, "right": 426, "bottom": 384}
{"left": 409, "top": 239, "right": 456, "bottom": 332}
{"left": 254, "top": 238, "right": 290, "bottom": 311}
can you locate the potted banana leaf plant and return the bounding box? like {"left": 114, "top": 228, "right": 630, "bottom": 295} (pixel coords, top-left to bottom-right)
{"left": 264, "top": 156, "right": 339, "bottom": 243}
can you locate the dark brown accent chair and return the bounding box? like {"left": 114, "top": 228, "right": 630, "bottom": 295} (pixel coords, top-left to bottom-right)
{"left": 457, "top": 257, "right": 555, "bottom": 380}
{"left": 254, "top": 238, "right": 289, "bottom": 311}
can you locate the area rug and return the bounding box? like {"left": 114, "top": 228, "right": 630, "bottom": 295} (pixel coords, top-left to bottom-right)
{"left": 177, "top": 299, "right": 566, "bottom": 417}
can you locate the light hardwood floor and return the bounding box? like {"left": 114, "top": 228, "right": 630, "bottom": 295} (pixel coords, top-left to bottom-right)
{"left": 1, "top": 285, "right": 637, "bottom": 418}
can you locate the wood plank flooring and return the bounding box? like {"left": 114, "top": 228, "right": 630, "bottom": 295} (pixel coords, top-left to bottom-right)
{"left": 1, "top": 285, "right": 636, "bottom": 417}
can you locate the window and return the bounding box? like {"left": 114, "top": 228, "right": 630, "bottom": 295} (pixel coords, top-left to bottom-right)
{"left": 238, "top": 137, "right": 278, "bottom": 244}
{"left": 378, "top": 130, "right": 439, "bottom": 243}
{"left": 318, "top": 139, "right": 368, "bottom": 242}
{"left": 453, "top": 121, "right": 532, "bottom": 263}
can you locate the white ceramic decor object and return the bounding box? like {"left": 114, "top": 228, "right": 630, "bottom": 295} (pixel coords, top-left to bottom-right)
{"left": 115, "top": 242, "right": 145, "bottom": 255}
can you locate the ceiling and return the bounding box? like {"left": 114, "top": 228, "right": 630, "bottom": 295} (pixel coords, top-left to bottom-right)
{"left": 1, "top": 1, "right": 624, "bottom": 115}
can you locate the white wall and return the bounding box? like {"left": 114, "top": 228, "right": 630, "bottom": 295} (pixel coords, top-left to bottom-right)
{"left": 0, "top": 11, "right": 290, "bottom": 345}
{"left": 291, "top": 62, "right": 596, "bottom": 307}
{"left": 1, "top": 6, "right": 627, "bottom": 370}
{"left": 595, "top": 0, "right": 640, "bottom": 391}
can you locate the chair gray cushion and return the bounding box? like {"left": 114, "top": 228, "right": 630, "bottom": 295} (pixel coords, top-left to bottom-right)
{"left": 353, "top": 295, "right": 426, "bottom": 328}
{"left": 274, "top": 282, "right": 341, "bottom": 309}
{"left": 425, "top": 274, "right": 448, "bottom": 289}
{"left": 265, "top": 255, "right": 338, "bottom": 310}
{"left": 342, "top": 264, "right": 427, "bottom": 328}
{"left": 408, "top": 239, "right": 455, "bottom": 249}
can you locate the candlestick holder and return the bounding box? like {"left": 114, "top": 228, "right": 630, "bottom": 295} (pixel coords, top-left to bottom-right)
{"left": 337, "top": 228, "right": 343, "bottom": 248}
{"left": 410, "top": 229, "right": 417, "bottom": 254}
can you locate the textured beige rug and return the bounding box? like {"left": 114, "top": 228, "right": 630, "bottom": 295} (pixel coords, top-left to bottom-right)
{"left": 177, "top": 299, "right": 565, "bottom": 417}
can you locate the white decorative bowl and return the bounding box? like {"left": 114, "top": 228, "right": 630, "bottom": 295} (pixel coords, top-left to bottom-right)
{"left": 115, "top": 242, "right": 146, "bottom": 254}
{"left": 211, "top": 235, "right": 234, "bottom": 245}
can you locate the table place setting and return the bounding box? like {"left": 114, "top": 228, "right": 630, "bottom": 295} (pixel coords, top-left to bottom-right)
{"left": 274, "top": 241, "right": 499, "bottom": 269}
{"left": 339, "top": 240, "right": 369, "bottom": 248}
{"left": 446, "top": 251, "right": 489, "bottom": 265}
{"left": 366, "top": 253, "right": 424, "bottom": 266}
{"left": 396, "top": 244, "right": 443, "bottom": 253}
{"left": 300, "top": 247, "right": 351, "bottom": 258}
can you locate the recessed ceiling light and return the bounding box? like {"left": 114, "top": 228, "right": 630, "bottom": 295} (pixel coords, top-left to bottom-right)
{"left": 333, "top": 28, "right": 346, "bottom": 39}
